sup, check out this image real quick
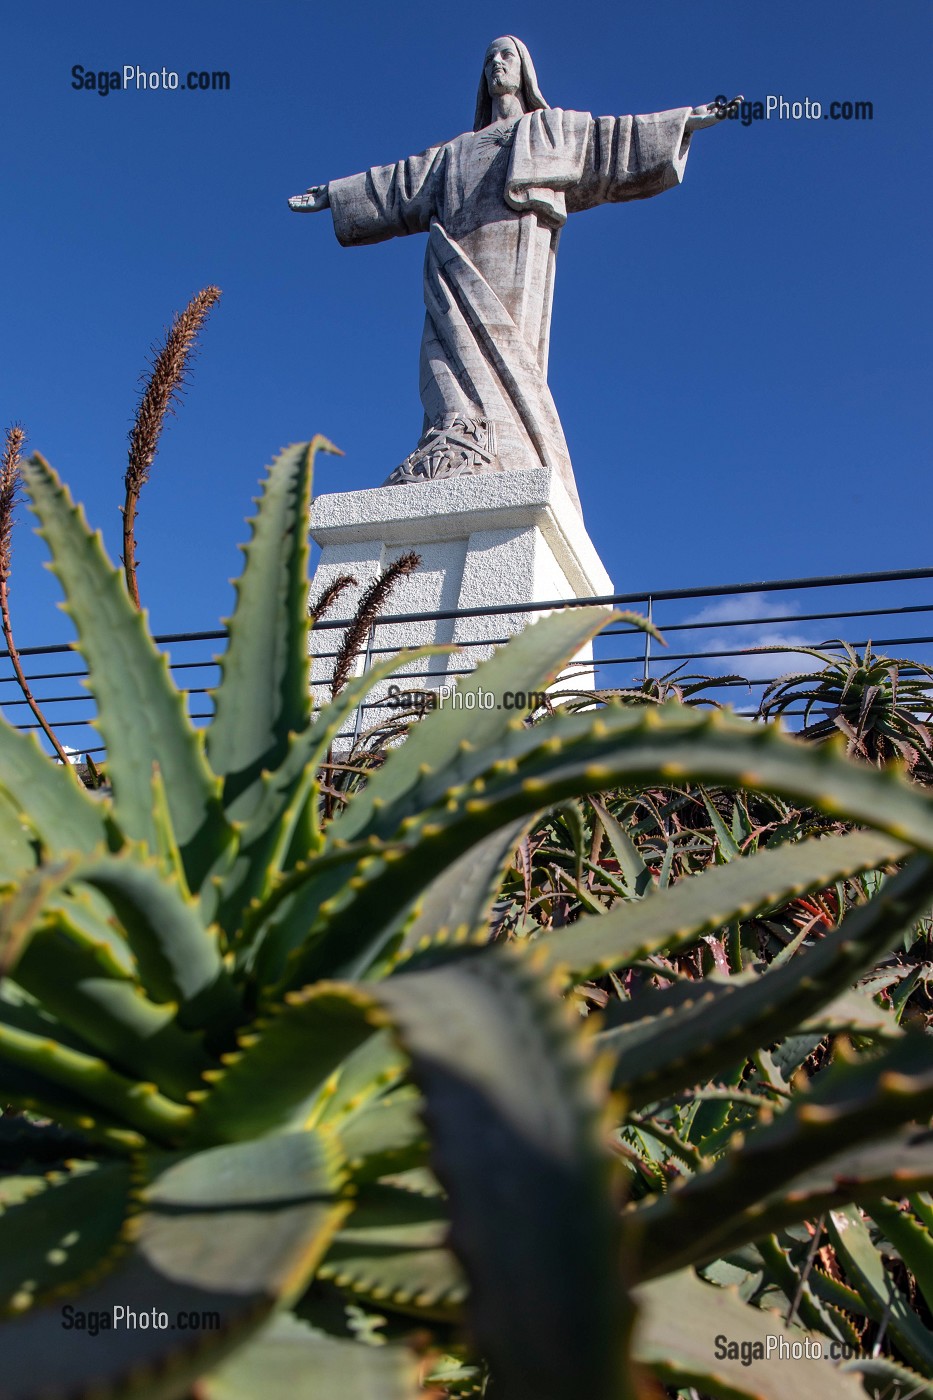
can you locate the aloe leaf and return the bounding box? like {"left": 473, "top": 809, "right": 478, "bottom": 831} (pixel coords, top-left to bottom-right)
{"left": 0, "top": 1024, "right": 146, "bottom": 1153}
{"left": 22, "top": 455, "right": 234, "bottom": 898}
{"left": 206, "top": 439, "right": 339, "bottom": 820}
{"left": 800, "top": 985, "right": 903, "bottom": 1039}
{"left": 756, "top": 1235, "right": 855, "bottom": 1343}
{"left": 399, "top": 816, "right": 532, "bottom": 954}
{"left": 195, "top": 1312, "right": 420, "bottom": 1400}
{"left": 716, "top": 1130, "right": 933, "bottom": 1267}
{"left": 842, "top": 1356, "right": 933, "bottom": 1400}
{"left": 187, "top": 985, "right": 380, "bottom": 1146}
{"left": 553, "top": 798, "right": 587, "bottom": 884}
{"left": 633, "top": 1033, "right": 933, "bottom": 1278}
{"left": 2, "top": 852, "right": 239, "bottom": 1036}
{"left": 601, "top": 977, "right": 901, "bottom": 1050}
{"left": 2, "top": 1173, "right": 66, "bottom": 1209}
{"left": 337, "top": 1094, "right": 430, "bottom": 1183}
{"left": 0, "top": 1048, "right": 146, "bottom": 1152}
{"left": 40, "top": 884, "right": 136, "bottom": 972}
{"left": 319, "top": 1183, "right": 465, "bottom": 1320}
{"left": 588, "top": 796, "right": 651, "bottom": 897}
{"left": 827, "top": 1206, "right": 933, "bottom": 1374}
{"left": 539, "top": 827, "right": 906, "bottom": 982}
{"left": 13, "top": 921, "right": 214, "bottom": 1100}
{"left": 914, "top": 1194, "right": 933, "bottom": 1234}
{"left": 1, "top": 859, "right": 98, "bottom": 980}
{"left": 321, "top": 1245, "right": 463, "bottom": 1321}
{"left": 429, "top": 700, "right": 933, "bottom": 857}
{"left": 263, "top": 708, "right": 933, "bottom": 995}
{"left": 77, "top": 854, "right": 240, "bottom": 1034}
{"left": 149, "top": 759, "right": 189, "bottom": 890}
{"left": 373, "top": 945, "right": 634, "bottom": 1400}
{"left": 0, "top": 976, "right": 98, "bottom": 1054}
{"left": 326, "top": 604, "right": 628, "bottom": 846}
{"left": 312, "top": 1028, "right": 409, "bottom": 1130}
{"left": 0, "top": 1132, "right": 349, "bottom": 1398}
{"left": 0, "top": 786, "right": 38, "bottom": 882}
{"left": 631, "top": 1269, "right": 869, "bottom": 1400}
{"left": 214, "top": 647, "right": 441, "bottom": 940}
{"left": 809, "top": 1263, "right": 873, "bottom": 1319}
{"left": 0, "top": 725, "right": 107, "bottom": 860}
{"left": 698, "top": 786, "right": 743, "bottom": 861}
{"left": 865, "top": 1197, "right": 933, "bottom": 1316}
{"left": 0, "top": 1161, "right": 132, "bottom": 1315}
{"left": 686, "top": 1059, "right": 746, "bottom": 1152}
{"left": 0, "top": 1018, "right": 193, "bottom": 1144}
{"left": 593, "top": 854, "right": 933, "bottom": 1108}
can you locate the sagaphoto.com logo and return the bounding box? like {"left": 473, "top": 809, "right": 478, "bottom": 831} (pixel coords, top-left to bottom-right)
{"left": 71, "top": 64, "right": 230, "bottom": 95}
{"left": 714, "top": 93, "right": 873, "bottom": 126}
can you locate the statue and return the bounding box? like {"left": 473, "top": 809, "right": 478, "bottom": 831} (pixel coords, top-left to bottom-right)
{"left": 290, "top": 37, "right": 734, "bottom": 511}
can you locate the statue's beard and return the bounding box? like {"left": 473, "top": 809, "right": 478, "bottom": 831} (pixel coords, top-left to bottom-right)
{"left": 487, "top": 71, "right": 519, "bottom": 96}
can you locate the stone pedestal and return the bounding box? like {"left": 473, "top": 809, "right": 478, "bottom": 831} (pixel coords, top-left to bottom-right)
{"left": 308, "top": 467, "right": 613, "bottom": 739}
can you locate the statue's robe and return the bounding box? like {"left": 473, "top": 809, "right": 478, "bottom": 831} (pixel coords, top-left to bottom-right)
{"left": 328, "top": 107, "right": 692, "bottom": 509}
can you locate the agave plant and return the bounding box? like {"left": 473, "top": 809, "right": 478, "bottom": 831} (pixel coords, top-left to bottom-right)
{"left": 1, "top": 441, "right": 933, "bottom": 1398}
{"left": 759, "top": 640, "right": 933, "bottom": 780}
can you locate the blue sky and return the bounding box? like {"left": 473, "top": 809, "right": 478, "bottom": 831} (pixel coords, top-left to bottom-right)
{"left": 2, "top": 0, "right": 930, "bottom": 656}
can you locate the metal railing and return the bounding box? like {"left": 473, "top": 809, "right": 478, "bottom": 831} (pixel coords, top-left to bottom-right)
{"left": 5, "top": 565, "right": 933, "bottom": 758}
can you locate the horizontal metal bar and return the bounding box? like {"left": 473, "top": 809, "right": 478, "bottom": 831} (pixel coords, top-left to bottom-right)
{"left": 15, "top": 717, "right": 103, "bottom": 731}
{"left": 1, "top": 694, "right": 92, "bottom": 709}
{"left": 0, "top": 628, "right": 227, "bottom": 663}
{"left": 594, "top": 636, "right": 933, "bottom": 665}
{"left": 646, "top": 602, "right": 933, "bottom": 635}
{"left": 7, "top": 563, "right": 932, "bottom": 659}
{"left": 311, "top": 566, "right": 933, "bottom": 630}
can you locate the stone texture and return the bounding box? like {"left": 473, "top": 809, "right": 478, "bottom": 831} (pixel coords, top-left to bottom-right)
{"left": 308, "top": 467, "right": 613, "bottom": 741}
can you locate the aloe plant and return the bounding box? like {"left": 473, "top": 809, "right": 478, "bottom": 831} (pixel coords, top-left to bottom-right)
{"left": 0, "top": 440, "right": 932, "bottom": 1398}
{"left": 759, "top": 639, "right": 933, "bottom": 780}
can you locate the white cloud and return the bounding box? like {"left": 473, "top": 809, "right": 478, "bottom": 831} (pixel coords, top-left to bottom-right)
{"left": 676, "top": 593, "right": 825, "bottom": 686}
{"left": 684, "top": 594, "right": 796, "bottom": 627}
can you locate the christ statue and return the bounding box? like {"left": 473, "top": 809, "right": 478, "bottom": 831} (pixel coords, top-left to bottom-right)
{"left": 290, "top": 36, "right": 733, "bottom": 512}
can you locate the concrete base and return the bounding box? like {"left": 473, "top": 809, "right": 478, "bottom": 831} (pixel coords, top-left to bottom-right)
{"left": 308, "top": 468, "right": 613, "bottom": 738}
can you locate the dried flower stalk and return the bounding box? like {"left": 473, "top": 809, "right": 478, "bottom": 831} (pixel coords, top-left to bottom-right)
{"left": 0, "top": 427, "right": 72, "bottom": 764}
{"left": 123, "top": 286, "right": 221, "bottom": 608}
{"left": 308, "top": 573, "right": 358, "bottom": 624}
{"left": 331, "top": 552, "right": 420, "bottom": 697}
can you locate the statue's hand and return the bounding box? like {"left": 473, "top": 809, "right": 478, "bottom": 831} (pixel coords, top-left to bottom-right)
{"left": 288, "top": 184, "right": 330, "bottom": 213}
{"left": 686, "top": 95, "right": 743, "bottom": 131}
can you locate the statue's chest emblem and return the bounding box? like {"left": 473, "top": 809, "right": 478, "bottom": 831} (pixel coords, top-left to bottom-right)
{"left": 478, "top": 124, "right": 516, "bottom": 153}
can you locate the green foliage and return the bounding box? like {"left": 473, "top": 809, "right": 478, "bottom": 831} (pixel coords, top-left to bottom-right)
{"left": 0, "top": 441, "right": 932, "bottom": 1398}
{"left": 760, "top": 639, "right": 933, "bottom": 780}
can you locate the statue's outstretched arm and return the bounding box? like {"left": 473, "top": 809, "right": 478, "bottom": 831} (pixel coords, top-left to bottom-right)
{"left": 686, "top": 95, "right": 743, "bottom": 132}
{"left": 288, "top": 184, "right": 330, "bottom": 213}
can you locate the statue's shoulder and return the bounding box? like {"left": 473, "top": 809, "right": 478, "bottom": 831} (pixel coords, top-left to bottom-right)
{"left": 410, "top": 138, "right": 450, "bottom": 162}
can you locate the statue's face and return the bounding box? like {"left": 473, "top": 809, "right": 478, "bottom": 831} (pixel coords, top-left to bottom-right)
{"left": 484, "top": 37, "right": 522, "bottom": 98}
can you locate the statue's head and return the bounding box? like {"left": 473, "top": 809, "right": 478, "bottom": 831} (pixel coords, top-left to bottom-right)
{"left": 473, "top": 36, "right": 548, "bottom": 131}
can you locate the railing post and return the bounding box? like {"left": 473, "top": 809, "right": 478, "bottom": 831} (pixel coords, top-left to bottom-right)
{"left": 643, "top": 596, "right": 653, "bottom": 683}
